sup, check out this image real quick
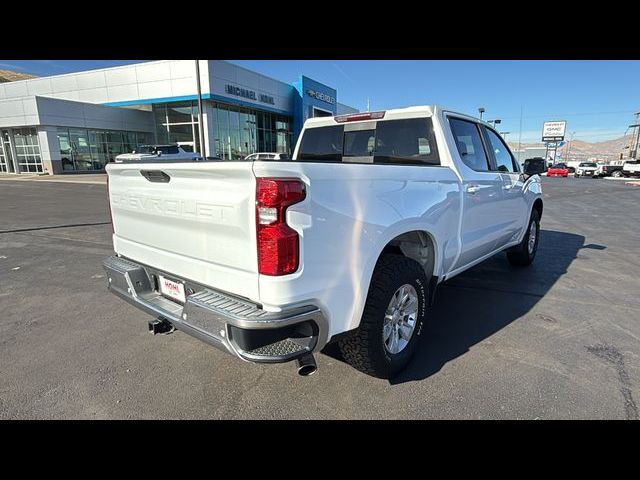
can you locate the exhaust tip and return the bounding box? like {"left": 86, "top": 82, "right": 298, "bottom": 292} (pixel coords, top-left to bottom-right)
{"left": 296, "top": 354, "right": 317, "bottom": 376}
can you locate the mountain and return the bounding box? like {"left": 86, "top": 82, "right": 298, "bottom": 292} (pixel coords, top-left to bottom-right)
{"left": 509, "top": 134, "right": 636, "bottom": 162}
{"left": 0, "top": 69, "right": 37, "bottom": 83}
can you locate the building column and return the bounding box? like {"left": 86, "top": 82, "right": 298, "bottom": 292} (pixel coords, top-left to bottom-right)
{"left": 37, "top": 126, "right": 63, "bottom": 175}
{"left": 202, "top": 101, "right": 215, "bottom": 158}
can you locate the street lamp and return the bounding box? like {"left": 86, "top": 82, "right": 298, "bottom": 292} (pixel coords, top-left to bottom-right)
{"left": 630, "top": 119, "right": 640, "bottom": 160}
{"left": 195, "top": 60, "right": 207, "bottom": 158}
{"left": 488, "top": 119, "right": 501, "bottom": 129}
{"left": 499, "top": 131, "right": 510, "bottom": 140}
{"left": 566, "top": 131, "right": 576, "bottom": 160}
{"left": 478, "top": 107, "right": 485, "bottom": 120}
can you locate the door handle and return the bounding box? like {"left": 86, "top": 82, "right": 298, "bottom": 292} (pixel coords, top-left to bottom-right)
{"left": 503, "top": 184, "right": 514, "bottom": 190}
{"left": 467, "top": 185, "right": 480, "bottom": 195}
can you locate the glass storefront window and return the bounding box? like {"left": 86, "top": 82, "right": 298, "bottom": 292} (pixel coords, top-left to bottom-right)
{"left": 167, "top": 103, "right": 194, "bottom": 124}
{"left": 138, "top": 132, "right": 152, "bottom": 145}
{"left": 107, "top": 131, "right": 123, "bottom": 144}
{"left": 153, "top": 100, "right": 203, "bottom": 154}
{"left": 0, "top": 142, "right": 7, "bottom": 173}
{"left": 154, "top": 104, "right": 167, "bottom": 128}
{"left": 216, "top": 106, "right": 228, "bottom": 130}
{"left": 57, "top": 127, "right": 152, "bottom": 172}
{"left": 13, "top": 128, "right": 43, "bottom": 173}
{"left": 167, "top": 123, "right": 195, "bottom": 144}
{"left": 211, "top": 102, "right": 292, "bottom": 160}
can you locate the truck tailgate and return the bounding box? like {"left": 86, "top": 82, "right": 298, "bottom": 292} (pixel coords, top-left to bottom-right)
{"left": 106, "top": 161, "right": 259, "bottom": 302}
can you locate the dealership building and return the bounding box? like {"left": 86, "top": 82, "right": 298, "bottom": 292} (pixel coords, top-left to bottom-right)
{"left": 0, "top": 60, "right": 358, "bottom": 174}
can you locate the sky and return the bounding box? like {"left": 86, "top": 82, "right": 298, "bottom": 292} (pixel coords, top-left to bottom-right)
{"left": 2, "top": 59, "right": 639, "bottom": 144}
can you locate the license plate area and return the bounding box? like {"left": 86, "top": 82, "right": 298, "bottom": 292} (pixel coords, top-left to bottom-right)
{"left": 158, "top": 275, "right": 186, "bottom": 304}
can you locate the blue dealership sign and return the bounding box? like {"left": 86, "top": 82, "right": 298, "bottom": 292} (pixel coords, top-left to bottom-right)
{"left": 292, "top": 76, "right": 338, "bottom": 142}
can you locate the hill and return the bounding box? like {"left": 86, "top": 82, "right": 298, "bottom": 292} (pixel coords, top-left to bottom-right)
{"left": 0, "top": 69, "right": 37, "bottom": 83}
{"left": 509, "top": 134, "right": 635, "bottom": 161}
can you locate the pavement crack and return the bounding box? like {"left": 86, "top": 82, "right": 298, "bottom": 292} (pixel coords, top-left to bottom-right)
{"left": 11, "top": 230, "right": 113, "bottom": 248}
{"left": 586, "top": 343, "right": 638, "bottom": 420}
{"left": 0, "top": 222, "right": 110, "bottom": 234}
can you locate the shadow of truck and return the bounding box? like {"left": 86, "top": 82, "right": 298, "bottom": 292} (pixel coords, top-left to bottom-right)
{"left": 322, "top": 229, "right": 591, "bottom": 384}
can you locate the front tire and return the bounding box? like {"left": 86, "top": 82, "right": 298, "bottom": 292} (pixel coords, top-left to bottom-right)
{"left": 612, "top": 170, "right": 623, "bottom": 178}
{"left": 507, "top": 209, "right": 540, "bottom": 267}
{"left": 338, "top": 254, "right": 427, "bottom": 379}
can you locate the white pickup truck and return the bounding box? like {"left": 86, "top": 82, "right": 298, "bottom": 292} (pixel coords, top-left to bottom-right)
{"left": 103, "top": 106, "right": 544, "bottom": 378}
{"left": 621, "top": 160, "right": 640, "bottom": 177}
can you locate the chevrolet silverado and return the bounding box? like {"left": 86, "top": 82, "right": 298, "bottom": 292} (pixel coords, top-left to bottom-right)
{"left": 102, "top": 106, "right": 545, "bottom": 378}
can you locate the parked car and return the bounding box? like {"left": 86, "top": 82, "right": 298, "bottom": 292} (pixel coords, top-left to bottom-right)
{"left": 102, "top": 105, "right": 544, "bottom": 379}
{"left": 547, "top": 163, "right": 569, "bottom": 177}
{"left": 566, "top": 160, "right": 582, "bottom": 173}
{"left": 115, "top": 144, "right": 200, "bottom": 163}
{"left": 621, "top": 160, "right": 640, "bottom": 177}
{"left": 244, "top": 152, "right": 291, "bottom": 161}
{"left": 575, "top": 162, "right": 598, "bottom": 178}
{"left": 597, "top": 163, "right": 625, "bottom": 177}
{"left": 523, "top": 157, "right": 546, "bottom": 175}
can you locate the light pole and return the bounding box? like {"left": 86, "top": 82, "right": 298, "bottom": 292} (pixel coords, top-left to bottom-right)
{"left": 488, "top": 119, "right": 501, "bottom": 129}
{"left": 195, "top": 60, "right": 207, "bottom": 159}
{"left": 631, "top": 111, "right": 640, "bottom": 160}
{"left": 478, "top": 107, "right": 485, "bottom": 120}
{"left": 499, "top": 131, "right": 510, "bottom": 141}
{"left": 565, "top": 131, "right": 576, "bottom": 161}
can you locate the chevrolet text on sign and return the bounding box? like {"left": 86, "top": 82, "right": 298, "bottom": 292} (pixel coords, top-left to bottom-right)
{"left": 542, "top": 121, "right": 567, "bottom": 141}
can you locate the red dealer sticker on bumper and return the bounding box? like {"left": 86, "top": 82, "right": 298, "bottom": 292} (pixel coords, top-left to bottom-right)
{"left": 159, "top": 275, "right": 186, "bottom": 303}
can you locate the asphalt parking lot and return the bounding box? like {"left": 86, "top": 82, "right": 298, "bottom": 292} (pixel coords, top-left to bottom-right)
{"left": 1, "top": 176, "right": 639, "bottom": 419}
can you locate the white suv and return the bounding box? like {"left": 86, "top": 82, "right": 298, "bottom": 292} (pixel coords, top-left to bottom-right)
{"left": 244, "top": 152, "right": 290, "bottom": 161}
{"left": 575, "top": 162, "right": 598, "bottom": 178}
{"left": 115, "top": 145, "right": 200, "bottom": 163}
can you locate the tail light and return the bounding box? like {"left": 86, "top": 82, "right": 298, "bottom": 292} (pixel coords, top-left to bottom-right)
{"left": 334, "top": 111, "right": 385, "bottom": 123}
{"left": 256, "top": 178, "right": 306, "bottom": 276}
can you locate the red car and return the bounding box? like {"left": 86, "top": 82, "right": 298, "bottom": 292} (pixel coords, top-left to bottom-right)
{"left": 547, "top": 163, "right": 569, "bottom": 177}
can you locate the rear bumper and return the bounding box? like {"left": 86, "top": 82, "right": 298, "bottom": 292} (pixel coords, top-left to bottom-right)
{"left": 102, "top": 255, "right": 329, "bottom": 363}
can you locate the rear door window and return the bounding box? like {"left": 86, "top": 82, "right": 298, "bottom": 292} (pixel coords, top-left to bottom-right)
{"left": 449, "top": 118, "right": 491, "bottom": 171}
{"left": 374, "top": 118, "right": 439, "bottom": 165}
{"left": 483, "top": 127, "right": 519, "bottom": 173}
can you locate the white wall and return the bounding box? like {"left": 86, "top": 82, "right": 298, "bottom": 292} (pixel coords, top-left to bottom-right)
{"left": 0, "top": 60, "right": 356, "bottom": 116}
{"left": 0, "top": 95, "right": 153, "bottom": 131}
{"left": 0, "top": 97, "right": 40, "bottom": 128}
{"left": 208, "top": 60, "right": 293, "bottom": 113}
{"left": 0, "top": 60, "right": 207, "bottom": 105}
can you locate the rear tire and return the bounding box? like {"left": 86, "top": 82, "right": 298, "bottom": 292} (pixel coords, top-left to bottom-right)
{"left": 507, "top": 209, "right": 540, "bottom": 267}
{"left": 612, "top": 170, "right": 623, "bottom": 178}
{"left": 338, "top": 254, "right": 427, "bottom": 379}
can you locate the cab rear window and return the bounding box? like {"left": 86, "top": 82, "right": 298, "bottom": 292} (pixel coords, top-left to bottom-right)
{"left": 297, "top": 125, "right": 343, "bottom": 161}
{"left": 296, "top": 118, "right": 440, "bottom": 165}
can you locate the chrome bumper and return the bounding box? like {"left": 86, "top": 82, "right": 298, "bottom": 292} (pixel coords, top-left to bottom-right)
{"left": 102, "top": 255, "right": 328, "bottom": 363}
